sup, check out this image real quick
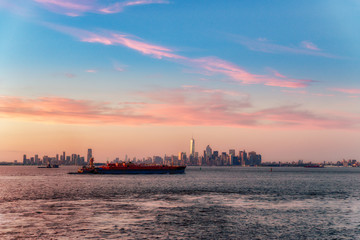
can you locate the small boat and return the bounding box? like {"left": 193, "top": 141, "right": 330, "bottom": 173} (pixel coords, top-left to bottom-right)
{"left": 38, "top": 164, "right": 59, "bottom": 168}
{"left": 72, "top": 158, "right": 186, "bottom": 174}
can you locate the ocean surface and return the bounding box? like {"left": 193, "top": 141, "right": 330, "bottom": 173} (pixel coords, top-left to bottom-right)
{"left": 0, "top": 166, "right": 359, "bottom": 239}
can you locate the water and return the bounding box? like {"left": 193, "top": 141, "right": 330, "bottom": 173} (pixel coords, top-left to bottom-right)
{"left": 0, "top": 166, "right": 360, "bottom": 239}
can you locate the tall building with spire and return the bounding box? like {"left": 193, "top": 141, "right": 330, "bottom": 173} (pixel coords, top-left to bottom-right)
{"left": 190, "top": 138, "right": 195, "bottom": 156}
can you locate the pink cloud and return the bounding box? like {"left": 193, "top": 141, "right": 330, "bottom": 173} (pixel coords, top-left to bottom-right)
{"left": 233, "top": 35, "right": 337, "bottom": 58}
{"left": 181, "top": 85, "right": 244, "bottom": 97}
{"left": 254, "top": 105, "right": 355, "bottom": 129}
{"left": 281, "top": 90, "right": 308, "bottom": 95}
{"left": 48, "top": 24, "right": 183, "bottom": 59}
{"left": 281, "top": 90, "right": 335, "bottom": 97}
{"left": 46, "top": 23, "right": 314, "bottom": 88}
{"left": 35, "top": 0, "right": 92, "bottom": 11}
{"left": 311, "top": 93, "right": 334, "bottom": 97}
{"left": 100, "top": 0, "right": 169, "bottom": 14}
{"left": 0, "top": 93, "right": 358, "bottom": 129}
{"left": 190, "top": 57, "right": 312, "bottom": 88}
{"left": 271, "top": 70, "right": 287, "bottom": 78}
{"left": 0, "top": 1, "right": 34, "bottom": 16}
{"left": 32, "top": 0, "right": 168, "bottom": 16}
{"left": 86, "top": 69, "right": 97, "bottom": 73}
{"left": 109, "top": 33, "right": 184, "bottom": 59}
{"left": 331, "top": 88, "right": 360, "bottom": 95}
{"left": 34, "top": 0, "right": 94, "bottom": 16}
{"left": 65, "top": 73, "right": 76, "bottom": 78}
{"left": 301, "top": 41, "right": 320, "bottom": 51}
{"left": 137, "top": 87, "right": 358, "bottom": 129}
{"left": 0, "top": 96, "right": 159, "bottom": 125}
{"left": 113, "top": 61, "right": 127, "bottom": 72}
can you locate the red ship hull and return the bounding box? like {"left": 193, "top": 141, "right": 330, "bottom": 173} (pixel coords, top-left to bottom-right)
{"left": 78, "top": 163, "right": 186, "bottom": 174}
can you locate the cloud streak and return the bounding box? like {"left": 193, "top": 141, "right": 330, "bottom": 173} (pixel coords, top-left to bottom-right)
{"left": 0, "top": 90, "right": 358, "bottom": 129}
{"left": 331, "top": 88, "right": 360, "bottom": 95}
{"left": 33, "top": 0, "right": 169, "bottom": 16}
{"left": 46, "top": 23, "right": 313, "bottom": 88}
{"left": 233, "top": 36, "right": 337, "bottom": 58}
{"left": 189, "top": 57, "right": 313, "bottom": 88}
{"left": 0, "top": 96, "right": 160, "bottom": 125}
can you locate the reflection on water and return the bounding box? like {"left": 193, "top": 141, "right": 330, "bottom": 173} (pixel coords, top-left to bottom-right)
{"left": 0, "top": 166, "right": 360, "bottom": 239}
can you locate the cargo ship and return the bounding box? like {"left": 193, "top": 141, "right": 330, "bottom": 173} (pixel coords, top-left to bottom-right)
{"left": 74, "top": 158, "right": 186, "bottom": 174}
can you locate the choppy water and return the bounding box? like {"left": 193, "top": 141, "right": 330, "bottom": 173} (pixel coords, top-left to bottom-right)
{"left": 0, "top": 166, "right": 360, "bottom": 239}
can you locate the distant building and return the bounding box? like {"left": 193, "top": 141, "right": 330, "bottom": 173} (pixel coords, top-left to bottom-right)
{"left": 221, "top": 152, "right": 228, "bottom": 165}
{"left": 248, "top": 151, "right": 261, "bottom": 166}
{"left": 178, "top": 152, "right": 187, "bottom": 165}
{"left": 171, "top": 155, "right": 179, "bottom": 166}
{"left": 229, "top": 149, "right": 235, "bottom": 156}
{"left": 205, "top": 145, "right": 212, "bottom": 158}
{"left": 87, "top": 149, "right": 92, "bottom": 163}
{"left": 239, "top": 150, "right": 247, "bottom": 166}
{"left": 153, "top": 156, "right": 163, "bottom": 164}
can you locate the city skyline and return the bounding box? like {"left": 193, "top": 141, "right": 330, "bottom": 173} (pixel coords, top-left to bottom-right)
{"left": 0, "top": 1, "right": 359, "bottom": 162}
{"left": 18, "top": 142, "right": 358, "bottom": 167}
{"left": 15, "top": 136, "right": 358, "bottom": 165}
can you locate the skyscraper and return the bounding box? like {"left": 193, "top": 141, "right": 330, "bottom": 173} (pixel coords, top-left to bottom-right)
{"left": 229, "top": 149, "right": 235, "bottom": 156}
{"left": 87, "top": 149, "right": 92, "bottom": 163}
{"left": 35, "top": 154, "right": 39, "bottom": 165}
{"left": 190, "top": 138, "right": 195, "bottom": 156}
{"left": 205, "top": 145, "right": 212, "bottom": 158}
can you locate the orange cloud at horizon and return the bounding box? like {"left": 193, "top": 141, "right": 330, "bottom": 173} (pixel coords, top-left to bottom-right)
{"left": 0, "top": 89, "right": 359, "bottom": 130}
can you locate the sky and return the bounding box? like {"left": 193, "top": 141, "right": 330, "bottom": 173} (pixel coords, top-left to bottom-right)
{"left": 0, "top": 0, "right": 359, "bottom": 163}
